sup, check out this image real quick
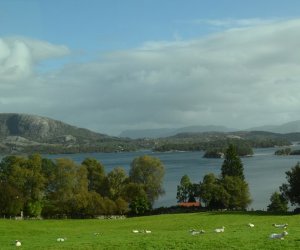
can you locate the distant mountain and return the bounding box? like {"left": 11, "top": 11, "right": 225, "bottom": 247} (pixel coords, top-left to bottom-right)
{"left": 119, "top": 125, "right": 236, "bottom": 139}
{"left": 0, "top": 113, "right": 136, "bottom": 154}
{"left": 119, "top": 128, "right": 176, "bottom": 139}
{"left": 248, "top": 120, "right": 300, "bottom": 134}
{"left": 175, "top": 125, "right": 236, "bottom": 134}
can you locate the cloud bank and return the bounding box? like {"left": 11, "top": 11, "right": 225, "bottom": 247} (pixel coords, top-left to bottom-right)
{"left": 1, "top": 19, "right": 300, "bottom": 135}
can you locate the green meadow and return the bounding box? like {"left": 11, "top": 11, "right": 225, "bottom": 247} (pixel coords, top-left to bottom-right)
{"left": 0, "top": 212, "right": 300, "bottom": 250}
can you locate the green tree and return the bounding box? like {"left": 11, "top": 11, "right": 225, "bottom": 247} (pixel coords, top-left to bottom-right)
{"left": 115, "top": 197, "right": 129, "bottom": 215}
{"left": 199, "top": 173, "right": 229, "bottom": 209}
{"left": 267, "top": 192, "right": 288, "bottom": 212}
{"left": 102, "top": 197, "right": 117, "bottom": 215}
{"left": 0, "top": 183, "right": 24, "bottom": 216}
{"left": 44, "top": 158, "right": 78, "bottom": 216}
{"left": 41, "top": 158, "right": 56, "bottom": 196}
{"left": 129, "top": 155, "right": 165, "bottom": 204}
{"left": 69, "top": 166, "right": 90, "bottom": 217}
{"left": 222, "top": 176, "right": 251, "bottom": 210}
{"left": 129, "top": 196, "right": 152, "bottom": 215}
{"left": 176, "top": 175, "right": 192, "bottom": 203}
{"left": 176, "top": 175, "right": 199, "bottom": 203}
{"left": 122, "top": 183, "right": 147, "bottom": 203}
{"left": 82, "top": 158, "right": 105, "bottom": 194}
{"left": 280, "top": 162, "right": 300, "bottom": 206}
{"left": 85, "top": 191, "right": 105, "bottom": 217}
{"left": 105, "top": 167, "right": 128, "bottom": 200}
{"left": 0, "top": 156, "right": 26, "bottom": 216}
{"left": 221, "top": 144, "right": 245, "bottom": 180}
{"left": 0, "top": 155, "right": 46, "bottom": 217}
{"left": 23, "top": 154, "right": 46, "bottom": 217}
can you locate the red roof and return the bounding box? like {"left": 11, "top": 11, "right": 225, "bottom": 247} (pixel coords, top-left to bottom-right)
{"left": 178, "top": 202, "right": 200, "bottom": 207}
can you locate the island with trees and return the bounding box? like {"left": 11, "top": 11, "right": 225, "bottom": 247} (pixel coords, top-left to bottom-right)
{"left": 275, "top": 147, "right": 300, "bottom": 156}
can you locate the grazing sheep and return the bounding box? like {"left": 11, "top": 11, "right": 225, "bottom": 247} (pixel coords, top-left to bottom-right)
{"left": 94, "top": 232, "right": 101, "bottom": 236}
{"left": 248, "top": 223, "right": 254, "bottom": 228}
{"left": 269, "top": 231, "right": 288, "bottom": 240}
{"left": 145, "top": 230, "right": 152, "bottom": 234}
{"left": 15, "top": 240, "right": 21, "bottom": 247}
{"left": 57, "top": 238, "right": 66, "bottom": 242}
{"left": 132, "top": 230, "right": 139, "bottom": 233}
{"left": 214, "top": 226, "right": 225, "bottom": 233}
{"left": 272, "top": 223, "right": 288, "bottom": 229}
{"left": 190, "top": 230, "right": 205, "bottom": 235}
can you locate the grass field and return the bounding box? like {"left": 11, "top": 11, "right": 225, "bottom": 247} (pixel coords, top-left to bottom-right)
{"left": 0, "top": 212, "right": 300, "bottom": 249}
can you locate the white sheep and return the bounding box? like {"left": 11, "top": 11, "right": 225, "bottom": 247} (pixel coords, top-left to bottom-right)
{"left": 248, "top": 223, "right": 254, "bottom": 228}
{"left": 191, "top": 230, "right": 205, "bottom": 235}
{"left": 214, "top": 226, "right": 225, "bottom": 233}
{"left": 15, "top": 240, "right": 21, "bottom": 247}
{"left": 269, "top": 231, "right": 288, "bottom": 240}
{"left": 272, "top": 223, "right": 288, "bottom": 229}
{"left": 57, "top": 237, "right": 65, "bottom": 242}
{"left": 145, "top": 230, "right": 152, "bottom": 234}
{"left": 132, "top": 230, "right": 139, "bottom": 233}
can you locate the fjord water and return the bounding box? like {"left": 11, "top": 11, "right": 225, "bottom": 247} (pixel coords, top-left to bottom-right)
{"left": 47, "top": 146, "right": 300, "bottom": 210}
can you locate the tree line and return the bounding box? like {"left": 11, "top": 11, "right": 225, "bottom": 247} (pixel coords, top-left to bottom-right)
{"left": 0, "top": 154, "right": 165, "bottom": 218}
{"left": 1, "top": 145, "right": 300, "bottom": 218}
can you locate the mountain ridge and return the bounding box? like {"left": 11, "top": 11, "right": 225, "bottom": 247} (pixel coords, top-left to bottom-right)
{"left": 120, "top": 120, "right": 300, "bottom": 139}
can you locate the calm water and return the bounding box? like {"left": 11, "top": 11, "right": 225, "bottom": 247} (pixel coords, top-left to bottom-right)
{"left": 44, "top": 146, "right": 300, "bottom": 210}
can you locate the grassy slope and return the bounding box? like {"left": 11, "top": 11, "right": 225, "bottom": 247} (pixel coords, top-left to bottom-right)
{"left": 0, "top": 212, "right": 300, "bottom": 249}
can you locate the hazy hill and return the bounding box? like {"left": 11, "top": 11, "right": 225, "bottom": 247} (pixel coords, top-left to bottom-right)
{"left": 247, "top": 120, "right": 300, "bottom": 134}
{"left": 119, "top": 125, "right": 236, "bottom": 139}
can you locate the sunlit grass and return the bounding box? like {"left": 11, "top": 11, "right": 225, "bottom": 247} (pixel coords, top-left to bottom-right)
{"left": 0, "top": 212, "right": 299, "bottom": 249}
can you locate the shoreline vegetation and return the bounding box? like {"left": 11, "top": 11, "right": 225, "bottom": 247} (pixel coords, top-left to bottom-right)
{"left": 275, "top": 147, "right": 300, "bottom": 156}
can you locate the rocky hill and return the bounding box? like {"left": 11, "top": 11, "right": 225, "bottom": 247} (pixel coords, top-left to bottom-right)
{"left": 0, "top": 113, "right": 108, "bottom": 141}
{"left": 0, "top": 113, "right": 136, "bottom": 154}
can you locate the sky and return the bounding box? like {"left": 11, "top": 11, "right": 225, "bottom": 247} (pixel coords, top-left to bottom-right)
{"left": 1, "top": 0, "right": 300, "bottom": 136}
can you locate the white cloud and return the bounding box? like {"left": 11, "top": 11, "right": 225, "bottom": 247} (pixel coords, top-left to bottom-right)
{"left": 179, "top": 17, "right": 284, "bottom": 29}
{"left": 1, "top": 19, "right": 300, "bottom": 135}
{"left": 0, "top": 37, "right": 70, "bottom": 81}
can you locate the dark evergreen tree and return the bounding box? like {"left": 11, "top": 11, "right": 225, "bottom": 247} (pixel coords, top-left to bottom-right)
{"left": 221, "top": 144, "right": 245, "bottom": 180}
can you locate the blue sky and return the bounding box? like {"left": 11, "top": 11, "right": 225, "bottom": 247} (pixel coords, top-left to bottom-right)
{"left": 1, "top": 0, "right": 300, "bottom": 135}
{"left": 3, "top": 0, "right": 299, "bottom": 51}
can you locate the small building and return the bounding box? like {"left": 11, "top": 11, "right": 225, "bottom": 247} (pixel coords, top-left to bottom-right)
{"left": 178, "top": 202, "right": 201, "bottom": 207}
